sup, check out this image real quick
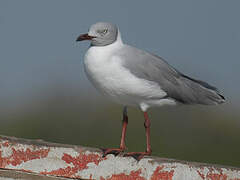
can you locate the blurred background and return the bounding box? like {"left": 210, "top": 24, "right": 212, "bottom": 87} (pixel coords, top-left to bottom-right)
{"left": 1, "top": 0, "right": 240, "bottom": 167}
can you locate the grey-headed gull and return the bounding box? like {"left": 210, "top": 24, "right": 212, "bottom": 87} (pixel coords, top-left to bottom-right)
{"left": 76, "top": 22, "right": 225, "bottom": 160}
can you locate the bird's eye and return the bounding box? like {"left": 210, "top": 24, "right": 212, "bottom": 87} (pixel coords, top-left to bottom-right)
{"left": 102, "top": 29, "right": 108, "bottom": 34}
{"left": 97, "top": 29, "right": 108, "bottom": 36}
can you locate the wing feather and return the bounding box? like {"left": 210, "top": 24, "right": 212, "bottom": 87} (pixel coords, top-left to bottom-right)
{"left": 118, "top": 45, "right": 225, "bottom": 105}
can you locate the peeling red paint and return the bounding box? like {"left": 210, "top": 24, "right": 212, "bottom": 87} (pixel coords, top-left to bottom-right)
{"left": 2, "top": 141, "right": 9, "bottom": 147}
{"left": 41, "top": 152, "right": 102, "bottom": 178}
{"left": 151, "top": 166, "right": 174, "bottom": 180}
{"left": 1, "top": 138, "right": 240, "bottom": 180}
{"left": 197, "top": 170, "right": 205, "bottom": 180}
{"left": 102, "top": 170, "right": 145, "bottom": 180}
{"left": 196, "top": 168, "right": 231, "bottom": 180}
{"left": 0, "top": 147, "right": 50, "bottom": 167}
{"left": 206, "top": 172, "right": 227, "bottom": 180}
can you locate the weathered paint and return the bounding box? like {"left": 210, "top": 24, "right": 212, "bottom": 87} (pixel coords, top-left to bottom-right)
{"left": 151, "top": 166, "right": 174, "bottom": 180}
{"left": 41, "top": 152, "right": 102, "bottom": 178}
{"left": 102, "top": 170, "right": 145, "bottom": 180}
{"left": 0, "top": 136, "right": 240, "bottom": 180}
{"left": 0, "top": 146, "right": 50, "bottom": 167}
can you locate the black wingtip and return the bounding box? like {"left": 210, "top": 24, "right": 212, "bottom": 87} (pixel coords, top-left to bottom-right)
{"left": 216, "top": 93, "right": 226, "bottom": 104}
{"left": 219, "top": 93, "right": 225, "bottom": 100}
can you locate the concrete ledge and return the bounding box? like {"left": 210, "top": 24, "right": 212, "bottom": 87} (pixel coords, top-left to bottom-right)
{"left": 0, "top": 135, "right": 240, "bottom": 180}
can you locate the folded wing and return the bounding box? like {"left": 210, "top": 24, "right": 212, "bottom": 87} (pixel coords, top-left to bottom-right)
{"left": 119, "top": 45, "right": 225, "bottom": 105}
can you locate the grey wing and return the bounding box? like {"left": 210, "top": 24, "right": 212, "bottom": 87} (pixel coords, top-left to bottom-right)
{"left": 119, "top": 45, "right": 225, "bottom": 105}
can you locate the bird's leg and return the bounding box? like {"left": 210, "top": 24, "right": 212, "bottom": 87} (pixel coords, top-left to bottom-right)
{"left": 144, "top": 112, "right": 152, "bottom": 154}
{"left": 120, "top": 106, "right": 128, "bottom": 149}
{"left": 102, "top": 107, "right": 128, "bottom": 157}
{"left": 124, "top": 111, "right": 152, "bottom": 160}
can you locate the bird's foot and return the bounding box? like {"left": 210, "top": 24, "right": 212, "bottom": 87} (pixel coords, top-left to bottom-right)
{"left": 123, "top": 151, "right": 151, "bottom": 161}
{"left": 101, "top": 148, "right": 125, "bottom": 157}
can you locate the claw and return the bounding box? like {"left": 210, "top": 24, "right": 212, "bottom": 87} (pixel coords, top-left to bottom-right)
{"left": 124, "top": 152, "right": 151, "bottom": 161}
{"left": 101, "top": 148, "right": 124, "bottom": 157}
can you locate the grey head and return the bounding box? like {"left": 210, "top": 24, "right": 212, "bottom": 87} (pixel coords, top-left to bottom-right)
{"left": 76, "top": 22, "right": 118, "bottom": 46}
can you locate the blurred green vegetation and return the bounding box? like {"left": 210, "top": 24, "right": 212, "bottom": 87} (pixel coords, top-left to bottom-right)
{"left": 0, "top": 92, "right": 239, "bottom": 167}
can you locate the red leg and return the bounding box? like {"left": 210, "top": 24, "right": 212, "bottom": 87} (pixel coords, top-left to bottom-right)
{"left": 120, "top": 107, "right": 128, "bottom": 149}
{"left": 144, "top": 112, "right": 152, "bottom": 154}
{"left": 102, "top": 107, "right": 128, "bottom": 157}
{"left": 124, "top": 111, "right": 152, "bottom": 160}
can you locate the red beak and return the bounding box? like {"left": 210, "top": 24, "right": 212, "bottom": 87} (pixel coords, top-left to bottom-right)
{"left": 76, "top": 33, "right": 95, "bottom": 41}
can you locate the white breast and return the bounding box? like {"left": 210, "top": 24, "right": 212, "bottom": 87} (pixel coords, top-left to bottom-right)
{"left": 83, "top": 42, "right": 175, "bottom": 109}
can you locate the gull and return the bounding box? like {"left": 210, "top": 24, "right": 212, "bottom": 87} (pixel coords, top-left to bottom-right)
{"left": 76, "top": 22, "right": 225, "bottom": 160}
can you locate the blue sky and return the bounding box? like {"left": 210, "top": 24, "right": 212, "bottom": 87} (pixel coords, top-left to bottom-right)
{"left": 0, "top": 0, "right": 239, "bottom": 108}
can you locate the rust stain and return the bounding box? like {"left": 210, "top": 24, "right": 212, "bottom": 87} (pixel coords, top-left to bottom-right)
{"left": 41, "top": 152, "right": 102, "bottom": 178}
{"left": 20, "top": 168, "right": 33, "bottom": 173}
{"left": 101, "top": 169, "right": 145, "bottom": 180}
{"left": 151, "top": 166, "right": 174, "bottom": 180}
{"left": 0, "top": 147, "right": 50, "bottom": 167}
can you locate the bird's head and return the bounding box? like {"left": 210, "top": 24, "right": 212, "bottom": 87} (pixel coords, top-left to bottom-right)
{"left": 76, "top": 22, "right": 118, "bottom": 46}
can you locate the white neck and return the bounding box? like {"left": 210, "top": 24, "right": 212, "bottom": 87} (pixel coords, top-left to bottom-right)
{"left": 116, "top": 29, "right": 123, "bottom": 45}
